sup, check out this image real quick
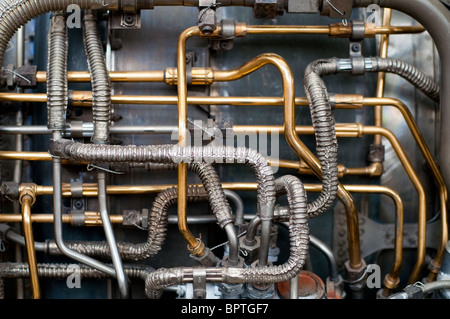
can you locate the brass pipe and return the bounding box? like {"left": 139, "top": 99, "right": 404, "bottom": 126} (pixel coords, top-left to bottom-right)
{"left": 360, "top": 126, "right": 427, "bottom": 284}
{"left": 374, "top": 8, "right": 392, "bottom": 145}
{"left": 26, "top": 20, "right": 423, "bottom": 86}
{"left": 213, "top": 52, "right": 362, "bottom": 270}
{"left": 0, "top": 151, "right": 53, "bottom": 161}
{"left": 36, "top": 70, "right": 165, "bottom": 83}
{"left": 12, "top": 180, "right": 403, "bottom": 288}
{"left": 233, "top": 122, "right": 426, "bottom": 282}
{"left": 345, "top": 185, "right": 403, "bottom": 290}
{"left": 363, "top": 97, "right": 448, "bottom": 281}
{"left": 0, "top": 150, "right": 381, "bottom": 179}
{"left": 0, "top": 92, "right": 365, "bottom": 109}
{"left": 18, "top": 187, "right": 40, "bottom": 299}
{"left": 0, "top": 212, "right": 123, "bottom": 225}
{"left": 243, "top": 23, "right": 423, "bottom": 37}
{"left": 176, "top": 26, "right": 205, "bottom": 257}
{"left": 304, "top": 183, "right": 403, "bottom": 290}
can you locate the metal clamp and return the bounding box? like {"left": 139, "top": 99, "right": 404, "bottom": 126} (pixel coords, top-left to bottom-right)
{"left": 192, "top": 267, "right": 207, "bottom": 299}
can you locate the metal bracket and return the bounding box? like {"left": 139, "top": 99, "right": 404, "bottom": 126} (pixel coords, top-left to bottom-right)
{"left": 348, "top": 21, "right": 365, "bottom": 75}
{"left": 211, "top": 19, "right": 235, "bottom": 51}
{"left": 332, "top": 202, "right": 441, "bottom": 268}
{"left": 192, "top": 267, "right": 207, "bottom": 299}
{"left": 109, "top": 10, "right": 141, "bottom": 29}
{"left": 122, "top": 209, "right": 141, "bottom": 227}
{"left": 70, "top": 181, "right": 86, "bottom": 226}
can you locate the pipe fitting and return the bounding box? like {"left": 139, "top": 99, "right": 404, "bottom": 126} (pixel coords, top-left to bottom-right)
{"left": 18, "top": 183, "right": 37, "bottom": 206}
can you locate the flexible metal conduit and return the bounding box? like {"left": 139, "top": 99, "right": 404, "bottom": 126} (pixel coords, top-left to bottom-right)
{"left": 82, "top": 8, "right": 129, "bottom": 298}
{"left": 145, "top": 162, "right": 239, "bottom": 265}
{"left": 47, "top": 185, "right": 237, "bottom": 266}
{"left": 308, "top": 56, "right": 440, "bottom": 283}
{"left": 46, "top": 11, "right": 130, "bottom": 299}
{"left": 0, "top": 1, "right": 118, "bottom": 71}
{"left": 337, "top": 57, "right": 440, "bottom": 102}
{"left": 49, "top": 140, "right": 276, "bottom": 266}
{"left": 46, "top": 12, "right": 67, "bottom": 131}
{"left": 82, "top": 10, "right": 112, "bottom": 144}
{"left": 144, "top": 174, "right": 309, "bottom": 299}
{"left": 353, "top": 2, "right": 450, "bottom": 257}
{"left": 0, "top": 262, "right": 152, "bottom": 283}
{"left": 303, "top": 59, "right": 339, "bottom": 217}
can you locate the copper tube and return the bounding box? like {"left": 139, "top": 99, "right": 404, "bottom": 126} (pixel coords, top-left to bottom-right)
{"left": 213, "top": 53, "right": 362, "bottom": 270}
{"left": 0, "top": 92, "right": 47, "bottom": 103}
{"left": 292, "top": 160, "right": 383, "bottom": 178}
{"left": 304, "top": 183, "right": 403, "bottom": 290}
{"left": 0, "top": 151, "right": 378, "bottom": 179}
{"left": 19, "top": 194, "right": 40, "bottom": 299}
{"left": 245, "top": 23, "right": 423, "bottom": 37}
{"left": 374, "top": 8, "right": 392, "bottom": 145}
{"left": 176, "top": 26, "right": 204, "bottom": 256}
{"left": 0, "top": 151, "right": 52, "bottom": 161}
{"left": 233, "top": 122, "right": 426, "bottom": 282}
{"left": 245, "top": 25, "right": 330, "bottom": 35}
{"left": 361, "top": 126, "right": 427, "bottom": 284}
{"left": 363, "top": 97, "right": 448, "bottom": 281}
{"left": 0, "top": 92, "right": 369, "bottom": 110}
{"left": 12, "top": 180, "right": 403, "bottom": 288}
{"left": 0, "top": 212, "right": 123, "bottom": 225}
{"left": 36, "top": 70, "right": 165, "bottom": 83}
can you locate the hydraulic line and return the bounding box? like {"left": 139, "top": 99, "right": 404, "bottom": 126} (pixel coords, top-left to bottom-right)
{"left": 49, "top": 140, "right": 277, "bottom": 265}
{"left": 302, "top": 59, "right": 339, "bottom": 217}
{"left": 373, "top": 8, "right": 391, "bottom": 146}
{"left": 83, "top": 8, "right": 129, "bottom": 297}
{"left": 46, "top": 12, "right": 67, "bottom": 131}
{"left": 144, "top": 174, "right": 309, "bottom": 299}
{"left": 314, "top": 56, "right": 440, "bottom": 282}
{"left": 45, "top": 186, "right": 232, "bottom": 265}
{"left": 19, "top": 193, "right": 39, "bottom": 299}
{"left": 353, "top": 0, "right": 450, "bottom": 226}
{"left": 146, "top": 162, "right": 234, "bottom": 230}
{"left": 0, "top": 262, "right": 152, "bottom": 283}
{"left": 337, "top": 57, "right": 440, "bottom": 102}
{"left": 82, "top": 10, "right": 112, "bottom": 144}
{"left": 46, "top": 12, "right": 129, "bottom": 298}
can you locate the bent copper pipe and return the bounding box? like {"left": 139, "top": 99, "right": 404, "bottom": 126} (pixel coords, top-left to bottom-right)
{"left": 373, "top": 8, "right": 392, "bottom": 146}
{"left": 362, "top": 126, "right": 426, "bottom": 284}
{"left": 176, "top": 26, "right": 205, "bottom": 257}
{"left": 19, "top": 192, "right": 40, "bottom": 299}
{"left": 6, "top": 181, "right": 403, "bottom": 289}
{"left": 204, "top": 51, "right": 361, "bottom": 269}
{"left": 364, "top": 97, "right": 448, "bottom": 281}
{"left": 233, "top": 123, "right": 427, "bottom": 282}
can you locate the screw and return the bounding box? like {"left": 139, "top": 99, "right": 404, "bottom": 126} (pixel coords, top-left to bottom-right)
{"left": 200, "top": 25, "right": 214, "bottom": 35}
{"left": 123, "top": 14, "right": 135, "bottom": 26}
{"left": 73, "top": 199, "right": 83, "bottom": 210}
{"left": 351, "top": 43, "right": 361, "bottom": 52}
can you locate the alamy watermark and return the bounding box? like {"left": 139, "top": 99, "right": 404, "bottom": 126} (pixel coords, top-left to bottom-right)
{"left": 365, "top": 264, "right": 381, "bottom": 289}
{"left": 66, "top": 264, "right": 81, "bottom": 289}
{"left": 66, "top": 4, "right": 82, "bottom": 29}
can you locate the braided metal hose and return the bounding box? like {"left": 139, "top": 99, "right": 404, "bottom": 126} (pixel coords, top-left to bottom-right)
{"left": 303, "top": 59, "right": 340, "bottom": 218}
{"left": 46, "top": 11, "right": 67, "bottom": 130}
{"left": 0, "top": 1, "right": 111, "bottom": 72}
{"left": 0, "top": 262, "right": 152, "bottom": 281}
{"left": 50, "top": 141, "right": 276, "bottom": 217}
{"left": 144, "top": 174, "right": 309, "bottom": 299}
{"left": 367, "top": 57, "right": 440, "bottom": 102}
{"left": 82, "top": 10, "right": 111, "bottom": 144}
{"left": 48, "top": 186, "right": 210, "bottom": 261}
{"left": 146, "top": 162, "right": 234, "bottom": 229}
